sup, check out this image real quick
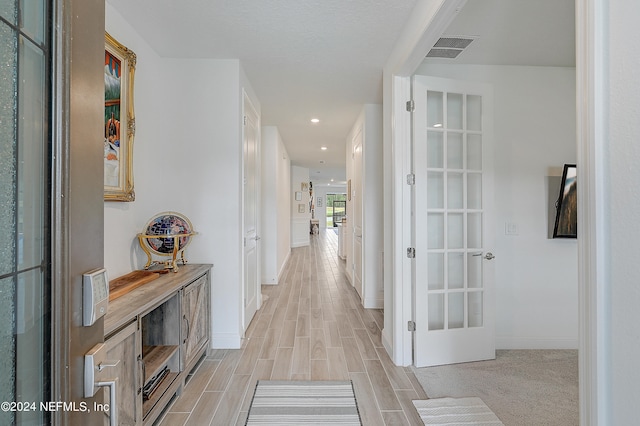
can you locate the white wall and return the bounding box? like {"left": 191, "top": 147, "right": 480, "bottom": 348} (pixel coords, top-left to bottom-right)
{"left": 607, "top": 0, "right": 640, "bottom": 421}
{"left": 261, "top": 126, "right": 291, "bottom": 284}
{"left": 416, "top": 63, "right": 578, "bottom": 349}
{"left": 291, "top": 166, "right": 311, "bottom": 248}
{"left": 105, "top": 4, "right": 260, "bottom": 349}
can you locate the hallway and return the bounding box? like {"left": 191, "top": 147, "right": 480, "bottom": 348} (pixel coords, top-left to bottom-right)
{"left": 159, "top": 229, "right": 427, "bottom": 425}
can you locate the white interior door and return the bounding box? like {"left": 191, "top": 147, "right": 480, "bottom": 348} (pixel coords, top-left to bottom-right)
{"left": 352, "top": 129, "right": 363, "bottom": 298}
{"left": 243, "top": 92, "right": 260, "bottom": 331}
{"left": 413, "top": 75, "right": 495, "bottom": 367}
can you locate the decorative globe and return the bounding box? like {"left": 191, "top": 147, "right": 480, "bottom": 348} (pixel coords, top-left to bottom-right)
{"left": 142, "top": 212, "right": 194, "bottom": 256}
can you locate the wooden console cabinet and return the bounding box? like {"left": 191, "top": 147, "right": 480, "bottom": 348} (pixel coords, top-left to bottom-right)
{"left": 104, "top": 264, "right": 212, "bottom": 425}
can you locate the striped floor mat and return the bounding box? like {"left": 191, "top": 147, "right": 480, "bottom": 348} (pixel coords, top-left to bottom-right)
{"left": 246, "top": 380, "right": 362, "bottom": 425}
{"left": 413, "top": 397, "right": 504, "bottom": 425}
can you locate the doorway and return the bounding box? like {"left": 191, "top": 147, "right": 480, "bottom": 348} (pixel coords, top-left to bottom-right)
{"left": 326, "top": 193, "right": 347, "bottom": 228}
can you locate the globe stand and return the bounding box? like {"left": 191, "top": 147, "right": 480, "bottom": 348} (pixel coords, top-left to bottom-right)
{"left": 138, "top": 232, "right": 197, "bottom": 272}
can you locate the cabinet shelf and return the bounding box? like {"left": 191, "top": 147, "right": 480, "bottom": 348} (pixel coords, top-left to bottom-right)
{"left": 143, "top": 345, "right": 179, "bottom": 383}
{"left": 142, "top": 372, "right": 179, "bottom": 419}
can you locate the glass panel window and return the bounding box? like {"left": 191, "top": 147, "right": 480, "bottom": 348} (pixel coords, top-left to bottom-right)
{"left": 467, "top": 134, "right": 482, "bottom": 170}
{"left": 427, "top": 91, "right": 443, "bottom": 128}
{"left": 20, "top": 0, "right": 46, "bottom": 45}
{"left": 447, "top": 93, "right": 463, "bottom": 130}
{"left": 467, "top": 95, "right": 482, "bottom": 131}
{"left": 0, "top": 1, "right": 17, "bottom": 25}
{"left": 448, "top": 252, "right": 464, "bottom": 289}
{"left": 448, "top": 292, "right": 464, "bottom": 329}
{"left": 447, "top": 132, "right": 463, "bottom": 169}
{"left": 427, "top": 131, "right": 443, "bottom": 168}
{"left": 0, "top": 22, "right": 17, "bottom": 277}
{"left": 0, "top": 4, "right": 50, "bottom": 425}
{"left": 468, "top": 291, "right": 483, "bottom": 327}
{"left": 428, "top": 294, "right": 444, "bottom": 331}
{"left": 427, "top": 172, "right": 444, "bottom": 209}
{"left": 428, "top": 253, "right": 444, "bottom": 290}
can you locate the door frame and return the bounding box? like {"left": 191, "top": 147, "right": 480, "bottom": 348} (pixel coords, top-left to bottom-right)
{"left": 386, "top": 0, "right": 601, "bottom": 424}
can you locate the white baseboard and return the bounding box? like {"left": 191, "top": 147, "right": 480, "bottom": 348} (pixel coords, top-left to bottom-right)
{"left": 211, "top": 332, "right": 242, "bottom": 349}
{"left": 496, "top": 337, "right": 579, "bottom": 350}
{"left": 278, "top": 250, "right": 291, "bottom": 281}
{"left": 363, "top": 297, "right": 383, "bottom": 309}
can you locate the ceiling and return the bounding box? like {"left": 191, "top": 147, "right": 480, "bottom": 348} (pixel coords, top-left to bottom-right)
{"left": 106, "top": 0, "right": 574, "bottom": 188}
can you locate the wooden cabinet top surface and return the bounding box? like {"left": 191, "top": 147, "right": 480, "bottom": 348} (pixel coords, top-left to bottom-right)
{"left": 104, "top": 264, "right": 212, "bottom": 336}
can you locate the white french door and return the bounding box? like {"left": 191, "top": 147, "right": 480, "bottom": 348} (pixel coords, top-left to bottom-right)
{"left": 243, "top": 92, "right": 260, "bottom": 331}
{"left": 413, "top": 75, "right": 496, "bottom": 367}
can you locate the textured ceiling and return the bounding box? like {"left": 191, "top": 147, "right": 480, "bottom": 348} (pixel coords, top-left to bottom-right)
{"left": 106, "top": 0, "right": 575, "bottom": 187}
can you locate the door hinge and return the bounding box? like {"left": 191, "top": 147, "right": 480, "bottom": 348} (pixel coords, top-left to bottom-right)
{"left": 406, "top": 247, "right": 415, "bottom": 259}
{"left": 243, "top": 115, "right": 247, "bottom": 125}
{"left": 406, "top": 100, "right": 415, "bottom": 112}
{"left": 406, "top": 173, "right": 415, "bottom": 185}
{"left": 408, "top": 321, "right": 416, "bottom": 332}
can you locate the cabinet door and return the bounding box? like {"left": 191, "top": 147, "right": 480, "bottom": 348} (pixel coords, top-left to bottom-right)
{"left": 103, "top": 321, "right": 142, "bottom": 425}
{"left": 182, "top": 274, "right": 210, "bottom": 367}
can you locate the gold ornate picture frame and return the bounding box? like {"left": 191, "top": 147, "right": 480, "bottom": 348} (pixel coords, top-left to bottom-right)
{"left": 104, "top": 32, "right": 136, "bottom": 201}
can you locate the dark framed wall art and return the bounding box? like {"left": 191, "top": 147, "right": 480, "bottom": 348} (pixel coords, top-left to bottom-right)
{"left": 553, "top": 164, "right": 577, "bottom": 238}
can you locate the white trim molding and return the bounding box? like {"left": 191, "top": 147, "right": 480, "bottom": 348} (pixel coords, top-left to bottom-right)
{"left": 576, "top": 0, "right": 610, "bottom": 424}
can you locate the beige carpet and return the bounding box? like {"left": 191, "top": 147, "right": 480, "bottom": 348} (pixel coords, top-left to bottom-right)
{"left": 412, "top": 350, "right": 578, "bottom": 426}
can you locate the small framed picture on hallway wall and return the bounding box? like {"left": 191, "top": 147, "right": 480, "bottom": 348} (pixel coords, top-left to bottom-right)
{"left": 298, "top": 204, "right": 305, "bottom": 213}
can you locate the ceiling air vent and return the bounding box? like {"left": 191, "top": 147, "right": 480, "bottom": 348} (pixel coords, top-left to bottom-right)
{"left": 426, "top": 36, "right": 476, "bottom": 59}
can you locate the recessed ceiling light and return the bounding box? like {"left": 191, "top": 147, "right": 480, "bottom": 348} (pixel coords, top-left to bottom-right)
{"left": 311, "top": 118, "right": 320, "bottom": 123}
{"left": 321, "top": 146, "right": 327, "bottom": 151}
{"left": 331, "top": 179, "right": 334, "bottom": 182}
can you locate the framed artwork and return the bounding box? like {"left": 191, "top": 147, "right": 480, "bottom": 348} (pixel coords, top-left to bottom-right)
{"left": 104, "top": 32, "right": 136, "bottom": 201}
{"left": 553, "top": 164, "right": 577, "bottom": 238}
{"left": 298, "top": 204, "right": 305, "bottom": 213}
{"left": 301, "top": 182, "right": 309, "bottom": 191}
{"left": 295, "top": 191, "right": 302, "bottom": 201}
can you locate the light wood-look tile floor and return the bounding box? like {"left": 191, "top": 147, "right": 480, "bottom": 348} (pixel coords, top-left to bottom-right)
{"left": 158, "top": 229, "right": 427, "bottom": 425}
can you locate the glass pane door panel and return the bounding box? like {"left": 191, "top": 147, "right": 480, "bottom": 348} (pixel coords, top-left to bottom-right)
{"left": 20, "top": 0, "right": 46, "bottom": 44}
{"left": 448, "top": 292, "right": 464, "bottom": 329}
{"left": 467, "top": 173, "right": 482, "bottom": 209}
{"left": 467, "top": 213, "right": 482, "bottom": 249}
{"left": 447, "top": 172, "right": 463, "bottom": 209}
{"left": 447, "top": 93, "right": 463, "bottom": 129}
{"left": 427, "top": 91, "right": 443, "bottom": 127}
{"left": 468, "top": 291, "right": 483, "bottom": 327}
{"left": 427, "top": 131, "right": 444, "bottom": 168}
{"left": 468, "top": 254, "right": 483, "bottom": 289}
{"left": 467, "top": 134, "right": 482, "bottom": 170}
{"left": 427, "top": 213, "right": 444, "bottom": 249}
{"left": 428, "top": 294, "right": 444, "bottom": 331}
{"left": 427, "top": 172, "right": 444, "bottom": 209}
{"left": 428, "top": 253, "right": 444, "bottom": 290}
{"left": 447, "top": 213, "right": 463, "bottom": 249}
{"left": 0, "top": 277, "right": 15, "bottom": 420}
{"left": 18, "top": 37, "right": 45, "bottom": 269}
{"left": 0, "top": 23, "right": 16, "bottom": 276}
{"left": 447, "top": 132, "right": 463, "bottom": 169}
{"left": 467, "top": 95, "right": 482, "bottom": 131}
{"left": 0, "top": 2, "right": 16, "bottom": 24}
{"left": 448, "top": 252, "right": 464, "bottom": 289}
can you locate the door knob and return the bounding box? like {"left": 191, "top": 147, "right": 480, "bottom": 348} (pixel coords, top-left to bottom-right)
{"left": 484, "top": 252, "right": 495, "bottom": 260}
